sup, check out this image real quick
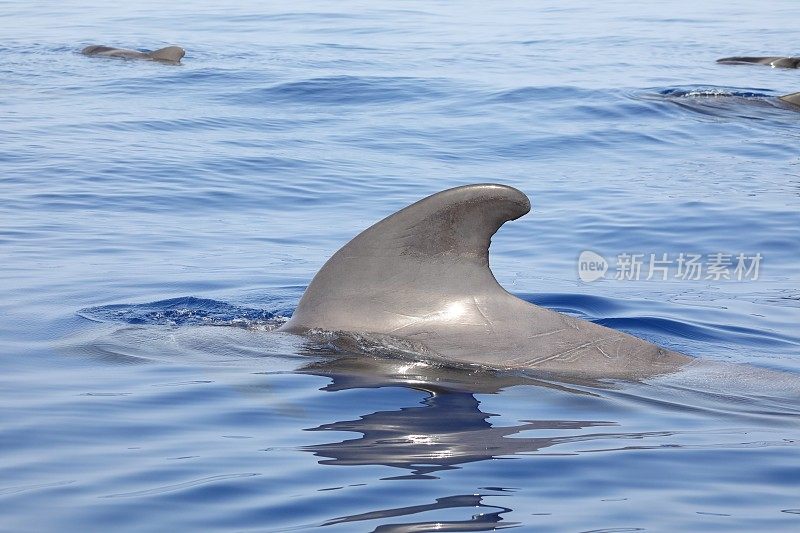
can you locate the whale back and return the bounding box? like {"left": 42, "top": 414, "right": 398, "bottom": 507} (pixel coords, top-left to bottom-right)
{"left": 81, "top": 45, "right": 184, "bottom": 63}
{"left": 280, "top": 184, "right": 690, "bottom": 378}
{"left": 780, "top": 92, "right": 800, "bottom": 106}
{"left": 81, "top": 45, "right": 116, "bottom": 56}
{"left": 716, "top": 56, "right": 800, "bottom": 68}
{"left": 769, "top": 57, "right": 800, "bottom": 68}
{"left": 148, "top": 46, "right": 185, "bottom": 63}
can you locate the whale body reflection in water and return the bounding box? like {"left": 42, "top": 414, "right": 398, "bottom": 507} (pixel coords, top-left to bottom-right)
{"left": 294, "top": 353, "right": 800, "bottom": 481}
{"left": 69, "top": 310, "right": 800, "bottom": 530}
{"left": 299, "top": 357, "right": 613, "bottom": 479}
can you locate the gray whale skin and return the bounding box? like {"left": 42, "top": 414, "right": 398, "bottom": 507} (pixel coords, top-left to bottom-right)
{"left": 779, "top": 92, "right": 800, "bottom": 107}
{"left": 279, "top": 184, "right": 691, "bottom": 379}
{"left": 81, "top": 45, "right": 185, "bottom": 63}
{"left": 717, "top": 56, "right": 800, "bottom": 68}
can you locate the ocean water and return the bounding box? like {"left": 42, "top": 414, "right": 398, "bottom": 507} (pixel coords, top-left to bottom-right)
{"left": 2, "top": 0, "right": 800, "bottom": 531}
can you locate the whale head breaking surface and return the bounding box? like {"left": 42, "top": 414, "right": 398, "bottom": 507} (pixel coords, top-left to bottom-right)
{"left": 279, "top": 184, "right": 691, "bottom": 380}
{"left": 81, "top": 45, "right": 185, "bottom": 64}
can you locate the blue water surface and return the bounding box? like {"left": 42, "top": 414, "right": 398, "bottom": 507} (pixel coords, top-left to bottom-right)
{"left": 2, "top": 1, "right": 800, "bottom": 531}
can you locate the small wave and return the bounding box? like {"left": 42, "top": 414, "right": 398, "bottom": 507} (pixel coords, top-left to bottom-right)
{"left": 102, "top": 473, "right": 259, "bottom": 499}
{"left": 519, "top": 293, "right": 625, "bottom": 318}
{"left": 231, "top": 75, "right": 448, "bottom": 106}
{"left": 484, "top": 85, "right": 594, "bottom": 104}
{"left": 97, "top": 68, "right": 261, "bottom": 94}
{"left": 78, "top": 296, "right": 278, "bottom": 327}
{"left": 659, "top": 87, "right": 772, "bottom": 98}
{"left": 595, "top": 316, "right": 799, "bottom": 348}
{"left": 635, "top": 85, "right": 798, "bottom": 127}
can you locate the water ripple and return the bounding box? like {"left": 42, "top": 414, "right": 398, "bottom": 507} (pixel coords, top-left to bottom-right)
{"left": 78, "top": 297, "right": 276, "bottom": 327}
{"left": 102, "top": 473, "right": 260, "bottom": 499}
{"left": 232, "top": 75, "right": 450, "bottom": 106}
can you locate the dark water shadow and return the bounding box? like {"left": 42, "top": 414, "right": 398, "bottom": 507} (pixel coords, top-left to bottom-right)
{"left": 295, "top": 354, "right": 800, "bottom": 488}
{"left": 322, "top": 493, "right": 518, "bottom": 532}
{"left": 298, "top": 355, "right": 615, "bottom": 480}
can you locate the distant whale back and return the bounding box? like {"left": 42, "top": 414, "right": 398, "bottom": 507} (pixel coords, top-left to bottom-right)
{"left": 717, "top": 56, "right": 800, "bottom": 68}
{"left": 148, "top": 46, "right": 185, "bottom": 62}
{"left": 81, "top": 44, "right": 185, "bottom": 63}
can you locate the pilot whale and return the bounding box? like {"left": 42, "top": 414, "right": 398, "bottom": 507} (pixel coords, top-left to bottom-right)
{"left": 279, "top": 184, "right": 691, "bottom": 379}
{"left": 717, "top": 56, "right": 800, "bottom": 68}
{"left": 81, "top": 45, "right": 185, "bottom": 63}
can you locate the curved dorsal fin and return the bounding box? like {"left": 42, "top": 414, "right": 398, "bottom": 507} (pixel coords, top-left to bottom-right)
{"left": 338, "top": 183, "right": 529, "bottom": 262}
{"left": 283, "top": 184, "right": 530, "bottom": 332}
{"left": 148, "top": 46, "right": 185, "bottom": 62}
{"left": 281, "top": 183, "right": 690, "bottom": 377}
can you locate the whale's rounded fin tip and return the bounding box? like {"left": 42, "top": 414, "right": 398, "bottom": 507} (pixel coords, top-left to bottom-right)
{"left": 148, "top": 46, "right": 185, "bottom": 62}
{"left": 354, "top": 182, "right": 531, "bottom": 259}
{"left": 282, "top": 183, "right": 532, "bottom": 333}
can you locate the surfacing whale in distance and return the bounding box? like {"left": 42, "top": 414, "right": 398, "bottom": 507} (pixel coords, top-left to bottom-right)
{"left": 279, "top": 184, "right": 692, "bottom": 380}
{"left": 717, "top": 56, "right": 800, "bottom": 68}
{"left": 81, "top": 45, "right": 185, "bottom": 64}
{"left": 715, "top": 56, "right": 800, "bottom": 108}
